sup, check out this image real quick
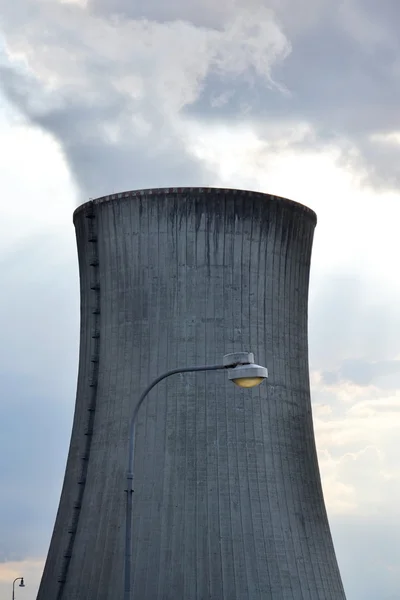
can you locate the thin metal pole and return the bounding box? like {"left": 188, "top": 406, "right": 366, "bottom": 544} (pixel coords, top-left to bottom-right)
{"left": 123, "top": 363, "right": 226, "bottom": 600}
{"left": 12, "top": 578, "right": 22, "bottom": 600}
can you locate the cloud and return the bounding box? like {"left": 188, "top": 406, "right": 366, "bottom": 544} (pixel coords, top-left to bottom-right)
{"left": 1, "top": 0, "right": 399, "bottom": 198}
{"left": 0, "top": 372, "right": 70, "bottom": 560}
{"left": 2, "top": 0, "right": 399, "bottom": 192}
{"left": 0, "top": 0, "right": 289, "bottom": 200}
{"left": 309, "top": 269, "right": 400, "bottom": 370}
{"left": 311, "top": 377, "right": 400, "bottom": 598}
{"left": 322, "top": 359, "right": 400, "bottom": 387}
{"left": 183, "top": 0, "right": 400, "bottom": 190}
{"left": 332, "top": 512, "right": 400, "bottom": 600}
{"left": 312, "top": 375, "right": 400, "bottom": 509}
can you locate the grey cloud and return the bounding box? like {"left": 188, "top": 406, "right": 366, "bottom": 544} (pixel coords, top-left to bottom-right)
{"left": 88, "top": 0, "right": 330, "bottom": 34}
{"left": 185, "top": 0, "right": 400, "bottom": 189}
{"left": 87, "top": 0, "right": 235, "bottom": 27}
{"left": 1, "top": 0, "right": 399, "bottom": 195}
{"left": 309, "top": 270, "right": 400, "bottom": 371}
{"left": 0, "top": 372, "right": 70, "bottom": 561}
{"left": 332, "top": 513, "right": 400, "bottom": 600}
{"left": 0, "top": 1, "right": 221, "bottom": 200}
{"left": 0, "top": 233, "right": 79, "bottom": 387}
{"left": 0, "top": 65, "right": 213, "bottom": 201}
{"left": 0, "top": 234, "right": 78, "bottom": 560}
{"left": 322, "top": 359, "right": 400, "bottom": 387}
{"left": 0, "top": 0, "right": 288, "bottom": 200}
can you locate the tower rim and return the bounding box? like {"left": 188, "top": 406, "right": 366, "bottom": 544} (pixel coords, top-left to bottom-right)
{"left": 73, "top": 186, "right": 317, "bottom": 225}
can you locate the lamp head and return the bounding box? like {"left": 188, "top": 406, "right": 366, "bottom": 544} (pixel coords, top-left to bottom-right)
{"left": 19, "top": 579, "right": 25, "bottom": 588}
{"left": 223, "top": 353, "right": 268, "bottom": 388}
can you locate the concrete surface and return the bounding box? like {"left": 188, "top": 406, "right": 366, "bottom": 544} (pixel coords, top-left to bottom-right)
{"left": 37, "top": 188, "right": 346, "bottom": 599}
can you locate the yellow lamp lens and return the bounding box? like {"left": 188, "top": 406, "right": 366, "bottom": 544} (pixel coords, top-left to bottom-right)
{"left": 232, "top": 377, "right": 264, "bottom": 388}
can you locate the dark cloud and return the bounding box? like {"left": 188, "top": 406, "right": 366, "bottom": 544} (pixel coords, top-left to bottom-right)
{"left": 0, "top": 64, "right": 213, "bottom": 202}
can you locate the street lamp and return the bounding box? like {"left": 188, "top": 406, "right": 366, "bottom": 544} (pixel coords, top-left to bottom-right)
{"left": 123, "top": 351, "right": 268, "bottom": 599}
{"left": 12, "top": 577, "right": 25, "bottom": 600}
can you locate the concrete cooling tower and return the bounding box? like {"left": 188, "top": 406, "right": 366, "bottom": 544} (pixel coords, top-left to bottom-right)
{"left": 37, "top": 187, "right": 346, "bottom": 599}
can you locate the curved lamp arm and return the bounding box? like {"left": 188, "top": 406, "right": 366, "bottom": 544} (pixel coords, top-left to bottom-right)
{"left": 12, "top": 577, "right": 24, "bottom": 600}
{"left": 123, "top": 352, "right": 267, "bottom": 600}
{"left": 124, "top": 363, "right": 225, "bottom": 600}
{"left": 127, "top": 363, "right": 225, "bottom": 480}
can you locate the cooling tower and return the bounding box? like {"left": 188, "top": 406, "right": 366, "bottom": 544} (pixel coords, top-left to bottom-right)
{"left": 37, "top": 187, "right": 346, "bottom": 599}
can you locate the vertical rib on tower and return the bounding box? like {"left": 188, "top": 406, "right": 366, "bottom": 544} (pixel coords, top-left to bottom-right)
{"left": 37, "top": 188, "right": 346, "bottom": 599}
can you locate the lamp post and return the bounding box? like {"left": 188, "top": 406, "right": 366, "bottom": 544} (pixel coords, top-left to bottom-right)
{"left": 12, "top": 577, "right": 25, "bottom": 600}
{"left": 123, "top": 351, "right": 268, "bottom": 600}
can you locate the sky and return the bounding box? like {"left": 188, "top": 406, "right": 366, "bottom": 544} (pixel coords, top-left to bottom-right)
{"left": 0, "top": 0, "right": 399, "bottom": 598}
